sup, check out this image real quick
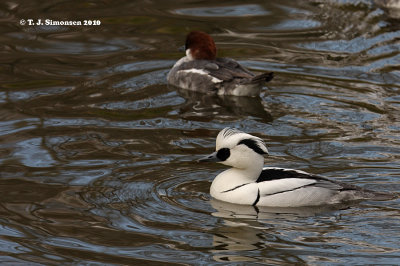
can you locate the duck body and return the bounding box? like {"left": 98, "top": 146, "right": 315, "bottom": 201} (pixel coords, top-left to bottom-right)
{"left": 210, "top": 167, "right": 378, "bottom": 207}
{"left": 167, "top": 31, "right": 273, "bottom": 97}
{"left": 200, "top": 128, "right": 393, "bottom": 207}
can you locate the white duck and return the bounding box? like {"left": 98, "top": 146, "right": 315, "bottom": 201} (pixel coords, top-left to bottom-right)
{"left": 199, "top": 128, "right": 393, "bottom": 207}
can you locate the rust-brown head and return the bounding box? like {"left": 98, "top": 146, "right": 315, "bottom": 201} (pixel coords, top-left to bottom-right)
{"left": 185, "top": 31, "right": 217, "bottom": 60}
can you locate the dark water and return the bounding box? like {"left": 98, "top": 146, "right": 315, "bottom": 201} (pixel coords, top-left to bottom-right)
{"left": 1, "top": 0, "right": 400, "bottom": 264}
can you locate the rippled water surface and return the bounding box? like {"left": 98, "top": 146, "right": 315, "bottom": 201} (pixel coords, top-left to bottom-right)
{"left": 1, "top": 0, "right": 400, "bottom": 264}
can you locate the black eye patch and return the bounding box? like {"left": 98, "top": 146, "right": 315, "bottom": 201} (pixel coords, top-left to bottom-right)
{"left": 238, "top": 139, "right": 267, "bottom": 155}
{"left": 216, "top": 148, "right": 230, "bottom": 161}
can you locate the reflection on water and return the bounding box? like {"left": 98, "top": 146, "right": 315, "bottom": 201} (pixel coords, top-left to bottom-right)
{"left": 1, "top": 0, "right": 400, "bottom": 264}
{"left": 173, "top": 4, "right": 270, "bottom": 17}
{"left": 177, "top": 88, "right": 273, "bottom": 123}
{"left": 210, "top": 198, "right": 352, "bottom": 219}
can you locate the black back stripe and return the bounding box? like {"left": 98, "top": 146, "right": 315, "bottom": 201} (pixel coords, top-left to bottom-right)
{"left": 260, "top": 183, "right": 320, "bottom": 197}
{"left": 256, "top": 168, "right": 328, "bottom": 183}
{"left": 221, "top": 183, "right": 250, "bottom": 193}
{"left": 238, "top": 138, "right": 267, "bottom": 155}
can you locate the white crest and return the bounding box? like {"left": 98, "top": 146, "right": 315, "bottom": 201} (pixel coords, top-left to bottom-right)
{"left": 216, "top": 127, "right": 268, "bottom": 154}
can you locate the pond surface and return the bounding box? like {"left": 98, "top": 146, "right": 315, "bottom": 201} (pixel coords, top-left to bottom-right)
{"left": 1, "top": 0, "right": 400, "bottom": 264}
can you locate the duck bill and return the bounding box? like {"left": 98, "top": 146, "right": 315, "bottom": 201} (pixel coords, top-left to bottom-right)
{"left": 198, "top": 151, "right": 221, "bottom": 163}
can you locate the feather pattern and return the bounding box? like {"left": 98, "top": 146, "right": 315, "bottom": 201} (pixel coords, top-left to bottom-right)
{"left": 200, "top": 128, "right": 395, "bottom": 207}
{"left": 216, "top": 127, "right": 268, "bottom": 154}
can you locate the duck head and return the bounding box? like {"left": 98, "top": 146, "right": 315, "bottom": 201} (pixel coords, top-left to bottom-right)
{"left": 199, "top": 128, "right": 268, "bottom": 170}
{"left": 184, "top": 31, "right": 217, "bottom": 60}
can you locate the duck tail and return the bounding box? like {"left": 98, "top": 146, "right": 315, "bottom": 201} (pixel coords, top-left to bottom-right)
{"left": 251, "top": 72, "right": 274, "bottom": 83}
{"left": 362, "top": 189, "right": 399, "bottom": 201}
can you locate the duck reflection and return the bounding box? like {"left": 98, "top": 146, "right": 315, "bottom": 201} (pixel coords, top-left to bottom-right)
{"left": 176, "top": 88, "right": 273, "bottom": 123}
{"left": 210, "top": 198, "right": 349, "bottom": 219}
{"left": 209, "top": 199, "right": 350, "bottom": 263}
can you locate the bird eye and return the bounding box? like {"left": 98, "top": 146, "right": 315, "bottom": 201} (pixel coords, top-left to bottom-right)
{"left": 216, "top": 148, "right": 230, "bottom": 161}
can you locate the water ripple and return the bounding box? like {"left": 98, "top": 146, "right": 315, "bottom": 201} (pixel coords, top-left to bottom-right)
{"left": 1, "top": 0, "right": 400, "bottom": 264}
{"left": 173, "top": 4, "right": 270, "bottom": 17}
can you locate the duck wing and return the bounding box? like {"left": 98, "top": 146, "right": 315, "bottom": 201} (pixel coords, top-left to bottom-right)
{"left": 210, "top": 58, "right": 273, "bottom": 84}
{"left": 256, "top": 167, "right": 353, "bottom": 196}
{"left": 251, "top": 167, "right": 367, "bottom": 206}
{"left": 180, "top": 58, "right": 272, "bottom": 83}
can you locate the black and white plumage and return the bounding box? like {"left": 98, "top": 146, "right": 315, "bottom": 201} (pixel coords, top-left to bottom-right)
{"left": 199, "top": 128, "right": 393, "bottom": 207}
